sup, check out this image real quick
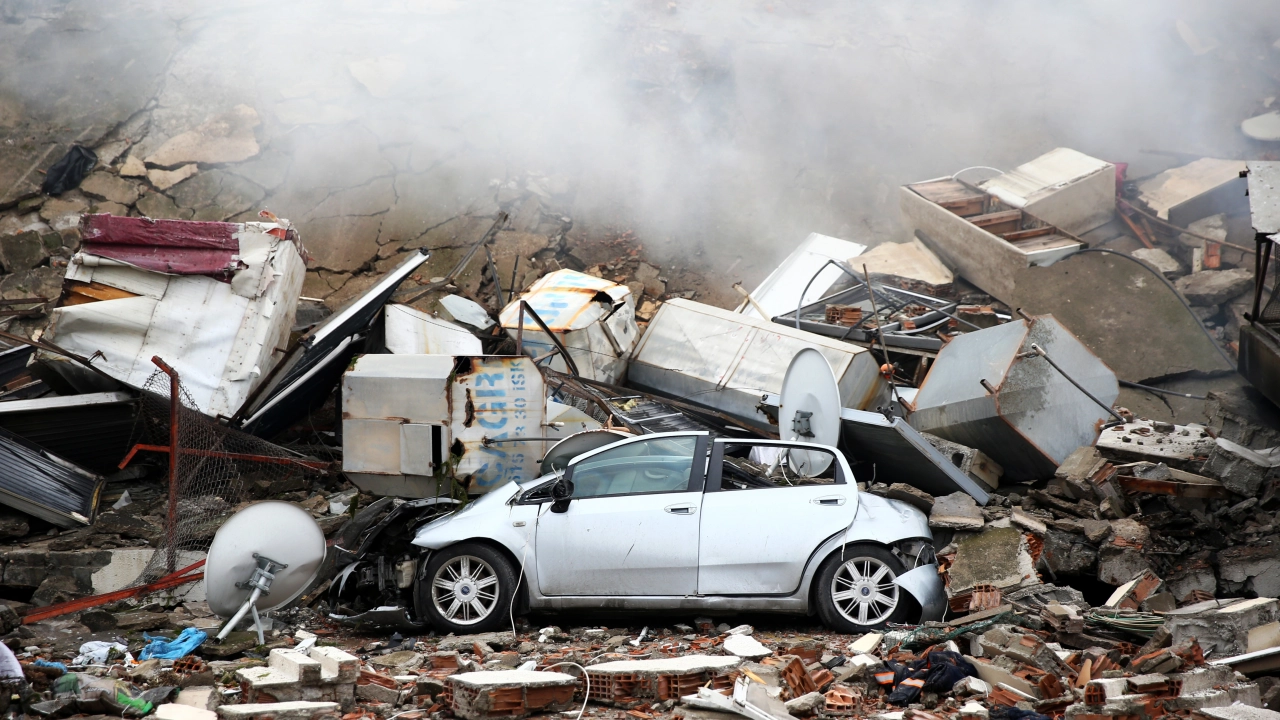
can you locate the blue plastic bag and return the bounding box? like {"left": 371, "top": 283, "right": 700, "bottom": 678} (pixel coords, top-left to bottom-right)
{"left": 138, "top": 627, "right": 207, "bottom": 660}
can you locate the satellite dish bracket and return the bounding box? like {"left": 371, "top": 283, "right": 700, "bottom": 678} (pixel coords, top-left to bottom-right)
{"left": 218, "top": 553, "right": 289, "bottom": 645}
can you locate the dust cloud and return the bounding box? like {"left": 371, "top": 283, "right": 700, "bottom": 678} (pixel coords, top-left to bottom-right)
{"left": 7, "top": 0, "right": 1280, "bottom": 277}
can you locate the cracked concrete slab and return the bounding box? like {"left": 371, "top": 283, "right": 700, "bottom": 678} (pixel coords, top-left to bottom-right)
{"left": 148, "top": 164, "right": 199, "bottom": 191}
{"left": 307, "top": 178, "right": 395, "bottom": 221}
{"left": 302, "top": 215, "right": 383, "bottom": 272}
{"left": 136, "top": 191, "right": 193, "bottom": 220}
{"left": 146, "top": 105, "right": 261, "bottom": 167}
{"left": 80, "top": 173, "right": 140, "bottom": 206}
{"left": 169, "top": 169, "right": 266, "bottom": 221}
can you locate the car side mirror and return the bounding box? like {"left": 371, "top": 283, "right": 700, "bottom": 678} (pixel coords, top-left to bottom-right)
{"left": 549, "top": 476, "right": 574, "bottom": 514}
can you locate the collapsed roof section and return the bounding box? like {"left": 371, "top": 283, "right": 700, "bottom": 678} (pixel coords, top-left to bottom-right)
{"left": 38, "top": 214, "right": 307, "bottom": 420}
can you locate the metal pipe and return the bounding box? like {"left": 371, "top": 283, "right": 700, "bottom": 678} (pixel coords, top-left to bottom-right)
{"left": 1025, "top": 343, "right": 1126, "bottom": 424}
{"left": 508, "top": 255, "right": 521, "bottom": 305}
{"left": 1118, "top": 380, "right": 1207, "bottom": 400}
{"left": 520, "top": 300, "right": 580, "bottom": 376}
{"left": 151, "top": 355, "right": 180, "bottom": 575}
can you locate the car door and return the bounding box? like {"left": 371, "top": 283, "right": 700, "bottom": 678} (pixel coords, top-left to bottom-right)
{"left": 535, "top": 433, "right": 708, "bottom": 596}
{"left": 697, "top": 440, "right": 855, "bottom": 595}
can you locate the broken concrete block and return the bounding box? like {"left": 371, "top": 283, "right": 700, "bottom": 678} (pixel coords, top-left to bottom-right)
{"left": 446, "top": 670, "right": 578, "bottom": 720}
{"left": 945, "top": 526, "right": 1038, "bottom": 594}
{"left": 147, "top": 105, "right": 261, "bottom": 167}
{"left": 1042, "top": 528, "right": 1097, "bottom": 576}
{"left": 930, "top": 492, "right": 985, "bottom": 530}
{"left": 1132, "top": 247, "right": 1184, "bottom": 276}
{"left": 922, "top": 434, "right": 1003, "bottom": 490}
{"left": 723, "top": 634, "right": 772, "bottom": 661}
{"left": 216, "top": 702, "right": 339, "bottom": 720}
{"left": 954, "top": 677, "right": 992, "bottom": 696}
{"left": 1097, "top": 420, "right": 1216, "bottom": 469}
{"left": 1104, "top": 569, "right": 1165, "bottom": 610}
{"left": 959, "top": 701, "right": 990, "bottom": 720}
{"left": 1179, "top": 214, "right": 1228, "bottom": 249}
{"left": 156, "top": 704, "right": 217, "bottom": 720}
{"left": 1202, "top": 438, "right": 1278, "bottom": 497}
{"left": 148, "top": 164, "right": 199, "bottom": 191}
{"left": 786, "top": 691, "right": 826, "bottom": 716}
{"left": 1166, "top": 597, "right": 1280, "bottom": 657}
{"left": 585, "top": 655, "right": 741, "bottom": 705}
{"left": 1219, "top": 540, "right": 1280, "bottom": 598}
{"left": 1175, "top": 269, "right": 1254, "bottom": 306}
{"left": 80, "top": 172, "right": 140, "bottom": 206}
{"left": 1192, "top": 705, "right": 1280, "bottom": 720}
{"left": 885, "top": 483, "right": 934, "bottom": 514}
{"left": 849, "top": 633, "right": 883, "bottom": 656}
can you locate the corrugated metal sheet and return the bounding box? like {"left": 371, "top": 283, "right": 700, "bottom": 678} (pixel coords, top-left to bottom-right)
{"left": 80, "top": 214, "right": 243, "bottom": 277}
{"left": 0, "top": 425, "right": 103, "bottom": 528}
{"left": 0, "top": 391, "right": 138, "bottom": 474}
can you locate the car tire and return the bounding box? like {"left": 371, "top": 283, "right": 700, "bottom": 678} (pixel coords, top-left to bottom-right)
{"left": 815, "top": 543, "right": 913, "bottom": 633}
{"left": 418, "top": 543, "right": 518, "bottom": 634}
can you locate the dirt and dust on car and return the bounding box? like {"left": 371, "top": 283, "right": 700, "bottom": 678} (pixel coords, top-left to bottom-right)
{"left": 3, "top": 147, "right": 1280, "bottom": 720}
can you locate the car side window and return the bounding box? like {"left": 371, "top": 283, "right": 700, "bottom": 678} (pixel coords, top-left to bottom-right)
{"left": 716, "top": 442, "right": 842, "bottom": 490}
{"left": 568, "top": 436, "right": 699, "bottom": 498}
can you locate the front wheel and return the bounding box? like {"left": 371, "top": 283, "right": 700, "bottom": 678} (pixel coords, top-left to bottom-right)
{"left": 419, "top": 543, "right": 517, "bottom": 634}
{"left": 814, "top": 544, "right": 912, "bottom": 633}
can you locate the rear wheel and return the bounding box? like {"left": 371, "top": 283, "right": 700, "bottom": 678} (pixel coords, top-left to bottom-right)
{"left": 815, "top": 543, "right": 911, "bottom": 632}
{"left": 419, "top": 543, "right": 517, "bottom": 634}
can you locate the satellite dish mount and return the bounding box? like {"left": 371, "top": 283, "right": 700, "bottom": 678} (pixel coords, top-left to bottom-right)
{"left": 218, "top": 553, "right": 288, "bottom": 644}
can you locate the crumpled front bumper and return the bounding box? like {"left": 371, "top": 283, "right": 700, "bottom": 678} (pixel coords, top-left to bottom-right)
{"left": 893, "top": 563, "right": 946, "bottom": 622}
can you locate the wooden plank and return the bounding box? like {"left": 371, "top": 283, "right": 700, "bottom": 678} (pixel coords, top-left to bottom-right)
{"left": 1117, "top": 475, "right": 1229, "bottom": 498}
{"left": 1001, "top": 226, "right": 1055, "bottom": 242}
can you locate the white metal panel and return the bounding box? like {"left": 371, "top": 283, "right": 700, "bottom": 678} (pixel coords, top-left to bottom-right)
{"left": 743, "top": 232, "right": 868, "bottom": 320}
{"left": 384, "top": 304, "right": 483, "bottom": 356}
{"left": 401, "top": 423, "right": 448, "bottom": 476}
{"left": 628, "top": 299, "right": 886, "bottom": 429}
{"left": 451, "top": 356, "right": 546, "bottom": 493}
{"left": 342, "top": 418, "right": 403, "bottom": 474}
{"left": 342, "top": 354, "right": 452, "bottom": 424}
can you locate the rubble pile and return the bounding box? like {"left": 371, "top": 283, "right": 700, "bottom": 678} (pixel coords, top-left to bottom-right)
{"left": 8, "top": 602, "right": 1280, "bottom": 720}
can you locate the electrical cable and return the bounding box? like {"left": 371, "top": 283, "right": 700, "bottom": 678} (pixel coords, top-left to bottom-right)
{"left": 543, "top": 661, "right": 591, "bottom": 720}
{"left": 1073, "top": 248, "right": 1236, "bottom": 368}
{"left": 1118, "top": 380, "right": 1207, "bottom": 400}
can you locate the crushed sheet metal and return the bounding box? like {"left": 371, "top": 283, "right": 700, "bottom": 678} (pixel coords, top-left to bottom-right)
{"left": 498, "top": 269, "right": 638, "bottom": 383}
{"left": 628, "top": 298, "right": 887, "bottom": 431}
{"left": 452, "top": 356, "right": 546, "bottom": 493}
{"left": 40, "top": 218, "right": 306, "bottom": 420}
{"left": 78, "top": 214, "right": 245, "bottom": 277}
{"left": 741, "top": 232, "right": 867, "bottom": 320}
{"left": 0, "top": 425, "right": 103, "bottom": 528}
{"left": 909, "top": 314, "right": 1119, "bottom": 482}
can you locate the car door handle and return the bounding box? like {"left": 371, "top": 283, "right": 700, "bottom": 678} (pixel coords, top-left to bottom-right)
{"left": 665, "top": 504, "right": 697, "bottom": 515}
{"left": 812, "top": 496, "right": 846, "bottom": 506}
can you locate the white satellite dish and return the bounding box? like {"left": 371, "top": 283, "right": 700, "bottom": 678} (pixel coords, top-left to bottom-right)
{"left": 778, "top": 348, "right": 842, "bottom": 476}
{"left": 204, "top": 501, "right": 326, "bottom": 644}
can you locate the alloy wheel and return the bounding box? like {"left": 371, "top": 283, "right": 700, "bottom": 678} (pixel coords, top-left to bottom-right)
{"left": 830, "top": 556, "right": 900, "bottom": 626}
{"left": 431, "top": 554, "right": 500, "bottom": 625}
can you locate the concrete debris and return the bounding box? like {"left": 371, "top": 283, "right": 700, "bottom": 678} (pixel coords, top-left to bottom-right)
{"left": 929, "top": 492, "right": 986, "bottom": 530}
{"left": 1175, "top": 268, "right": 1255, "bottom": 306}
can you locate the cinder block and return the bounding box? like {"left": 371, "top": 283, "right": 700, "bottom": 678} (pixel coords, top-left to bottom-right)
{"left": 310, "top": 646, "right": 359, "bottom": 684}
{"left": 271, "top": 649, "right": 323, "bottom": 685}
{"left": 447, "top": 671, "right": 578, "bottom": 720}
{"left": 216, "top": 701, "right": 339, "bottom": 720}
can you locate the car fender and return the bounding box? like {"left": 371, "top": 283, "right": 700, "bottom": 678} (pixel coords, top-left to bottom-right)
{"left": 795, "top": 493, "right": 934, "bottom": 612}
{"left": 411, "top": 484, "right": 538, "bottom": 571}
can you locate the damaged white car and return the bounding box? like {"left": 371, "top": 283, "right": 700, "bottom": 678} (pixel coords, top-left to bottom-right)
{"left": 405, "top": 431, "right": 945, "bottom": 634}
